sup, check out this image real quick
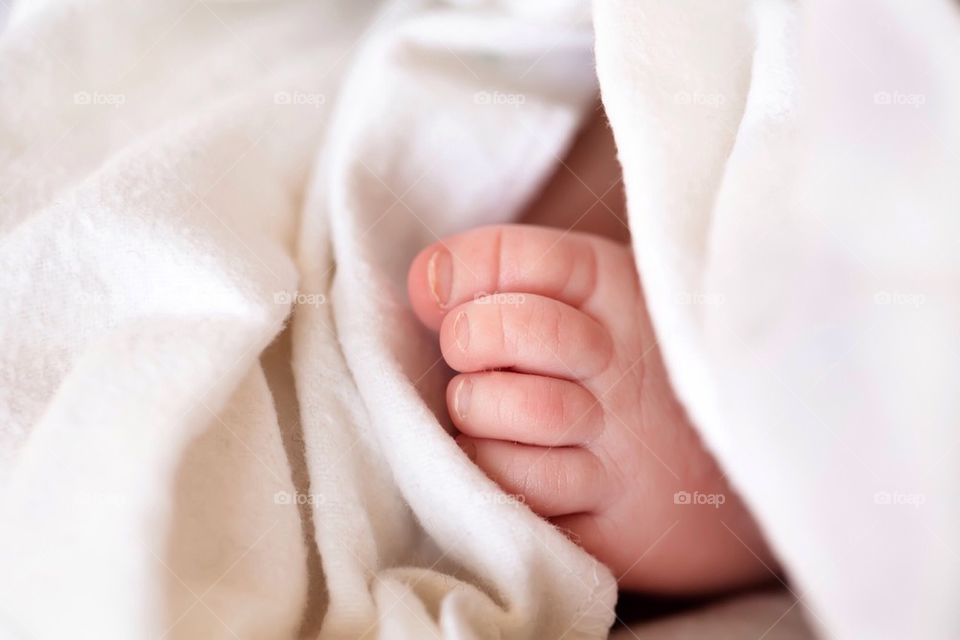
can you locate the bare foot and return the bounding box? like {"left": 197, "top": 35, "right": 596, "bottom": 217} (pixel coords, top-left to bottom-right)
{"left": 407, "top": 224, "right": 774, "bottom": 593}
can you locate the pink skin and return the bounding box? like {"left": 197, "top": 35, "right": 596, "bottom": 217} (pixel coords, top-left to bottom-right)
{"left": 408, "top": 224, "right": 776, "bottom": 594}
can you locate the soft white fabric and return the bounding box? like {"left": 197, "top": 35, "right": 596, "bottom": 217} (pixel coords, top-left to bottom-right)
{"left": 0, "top": 1, "right": 614, "bottom": 639}
{"left": 596, "top": 1, "right": 960, "bottom": 638}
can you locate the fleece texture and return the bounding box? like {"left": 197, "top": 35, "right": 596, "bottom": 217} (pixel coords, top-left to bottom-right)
{"left": 597, "top": 1, "right": 960, "bottom": 638}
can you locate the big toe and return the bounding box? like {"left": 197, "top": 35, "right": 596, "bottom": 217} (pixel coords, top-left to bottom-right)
{"left": 407, "top": 224, "right": 633, "bottom": 332}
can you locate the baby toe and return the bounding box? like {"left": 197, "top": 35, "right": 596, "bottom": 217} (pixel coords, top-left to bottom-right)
{"left": 407, "top": 224, "right": 614, "bottom": 331}
{"left": 438, "top": 293, "right": 613, "bottom": 380}
{"left": 448, "top": 372, "right": 602, "bottom": 446}
{"left": 458, "top": 437, "right": 609, "bottom": 517}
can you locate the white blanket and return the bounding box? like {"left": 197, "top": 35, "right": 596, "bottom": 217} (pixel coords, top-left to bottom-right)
{"left": 0, "top": 0, "right": 955, "bottom": 638}
{"left": 598, "top": 1, "right": 960, "bottom": 638}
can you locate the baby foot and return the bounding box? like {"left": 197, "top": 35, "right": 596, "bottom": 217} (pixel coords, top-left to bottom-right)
{"left": 408, "top": 224, "right": 774, "bottom": 593}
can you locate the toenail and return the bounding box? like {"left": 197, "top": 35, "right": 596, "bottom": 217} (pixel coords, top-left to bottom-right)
{"left": 454, "top": 377, "right": 472, "bottom": 420}
{"left": 457, "top": 437, "right": 477, "bottom": 462}
{"left": 427, "top": 247, "right": 452, "bottom": 307}
{"left": 454, "top": 312, "right": 470, "bottom": 351}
